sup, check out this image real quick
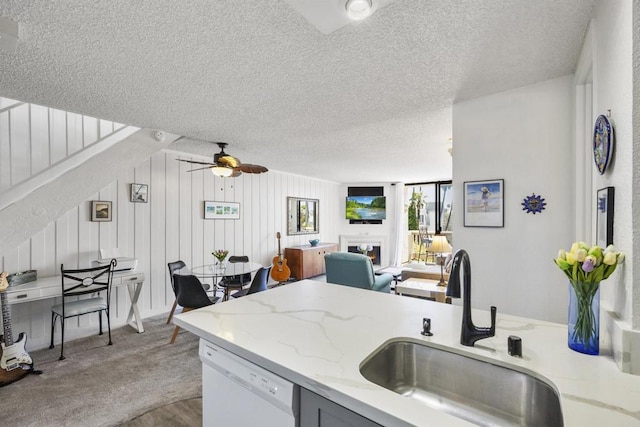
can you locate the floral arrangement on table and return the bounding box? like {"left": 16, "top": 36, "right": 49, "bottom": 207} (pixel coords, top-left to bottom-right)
{"left": 212, "top": 249, "right": 229, "bottom": 264}
{"left": 554, "top": 242, "right": 624, "bottom": 354}
{"left": 358, "top": 244, "right": 373, "bottom": 255}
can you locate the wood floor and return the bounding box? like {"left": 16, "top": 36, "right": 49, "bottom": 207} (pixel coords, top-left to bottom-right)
{"left": 121, "top": 397, "right": 202, "bottom": 426}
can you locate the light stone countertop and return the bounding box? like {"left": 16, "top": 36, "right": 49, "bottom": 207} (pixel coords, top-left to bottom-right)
{"left": 174, "top": 280, "right": 640, "bottom": 426}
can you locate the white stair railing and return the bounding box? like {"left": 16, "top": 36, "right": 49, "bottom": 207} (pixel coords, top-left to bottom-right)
{"left": 0, "top": 97, "right": 129, "bottom": 194}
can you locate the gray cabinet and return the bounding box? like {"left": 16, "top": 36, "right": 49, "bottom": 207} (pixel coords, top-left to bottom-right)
{"left": 299, "top": 388, "right": 381, "bottom": 427}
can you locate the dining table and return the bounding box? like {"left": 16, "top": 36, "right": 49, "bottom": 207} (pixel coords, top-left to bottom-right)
{"left": 176, "top": 261, "right": 263, "bottom": 301}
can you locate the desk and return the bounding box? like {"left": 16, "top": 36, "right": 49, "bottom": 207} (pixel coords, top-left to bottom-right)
{"left": 177, "top": 262, "right": 263, "bottom": 301}
{"left": 395, "top": 278, "right": 448, "bottom": 303}
{"left": 5, "top": 270, "right": 146, "bottom": 333}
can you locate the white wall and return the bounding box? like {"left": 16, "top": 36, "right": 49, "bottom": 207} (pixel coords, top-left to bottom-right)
{"left": 589, "top": 0, "right": 639, "bottom": 374}
{"left": 452, "top": 76, "right": 574, "bottom": 323}
{"left": 2, "top": 150, "right": 341, "bottom": 351}
{"left": 452, "top": 0, "right": 640, "bottom": 374}
{"left": 591, "top": 0, "right": 634, "bottom": 324}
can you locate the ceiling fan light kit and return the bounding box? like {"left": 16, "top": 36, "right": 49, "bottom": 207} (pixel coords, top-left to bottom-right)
{"left": 211, "top": 166, "right": 233, "bottom": 177}
{"left": 345, "top": 0, "right": 373, "bottom": 21}
{"left": 177, "top": 141, "right": 268, "bottom": 178}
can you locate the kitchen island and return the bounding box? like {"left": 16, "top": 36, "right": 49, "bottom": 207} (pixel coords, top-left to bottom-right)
{"left": 174, "top": 280, "right": 640, "bottom": 426}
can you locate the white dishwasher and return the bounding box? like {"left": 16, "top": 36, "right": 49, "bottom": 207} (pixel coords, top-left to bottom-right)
{"left": 199, "top": 339, "right": 298, "bottom": 426}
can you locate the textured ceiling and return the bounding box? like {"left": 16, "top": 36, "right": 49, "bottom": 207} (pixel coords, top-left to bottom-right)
{"left": 0, "top": 0, "right": 595, "bottom": 183}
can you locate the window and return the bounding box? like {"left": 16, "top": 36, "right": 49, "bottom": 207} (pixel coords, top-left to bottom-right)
{"left": 405, "top": 181, "right": 453, "bottom": 263}
{"left": 406, "top": 181, "right": 452, "bottom": 234}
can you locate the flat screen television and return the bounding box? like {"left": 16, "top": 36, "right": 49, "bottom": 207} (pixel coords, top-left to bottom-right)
{"left": 346, "top": 196, "right": 386, "bottom": 220}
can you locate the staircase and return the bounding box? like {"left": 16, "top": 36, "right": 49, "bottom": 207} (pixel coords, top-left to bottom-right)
{"left": 0, "top": 97, "right": 178, "bottom": 257}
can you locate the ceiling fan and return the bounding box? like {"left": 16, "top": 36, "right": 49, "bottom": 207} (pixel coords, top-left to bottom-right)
{"left": 176, "top": 142, "right": 268, "bottom": 178}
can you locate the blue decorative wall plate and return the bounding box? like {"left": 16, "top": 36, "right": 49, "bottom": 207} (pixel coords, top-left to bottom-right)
{"left": 593, "top": 114, "right": 613, "bottom": 175}
{"left": 522, "top": 194, "right": 546, "bottom": 214}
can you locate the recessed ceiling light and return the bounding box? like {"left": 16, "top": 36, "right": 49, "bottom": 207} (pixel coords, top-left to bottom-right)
{"left": 345, "top": 0, "right": 373, "bottom": 21}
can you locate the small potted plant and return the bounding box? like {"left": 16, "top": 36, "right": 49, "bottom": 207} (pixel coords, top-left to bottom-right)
{"left": 212, "top": 249, "right": 229, "bottom": 267}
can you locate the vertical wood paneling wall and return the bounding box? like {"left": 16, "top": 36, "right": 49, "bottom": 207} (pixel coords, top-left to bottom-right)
{"left": 1, "top": 99, "right": 341, "bottom": 350}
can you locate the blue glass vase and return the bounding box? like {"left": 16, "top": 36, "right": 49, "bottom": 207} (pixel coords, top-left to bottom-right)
{"left": 568, "top": 280, "right": 600, "bottom": 355}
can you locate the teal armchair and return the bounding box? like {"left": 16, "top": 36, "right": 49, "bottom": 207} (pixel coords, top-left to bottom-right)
{"left": 324, "top": 252, "right": 392, "bottom": 293}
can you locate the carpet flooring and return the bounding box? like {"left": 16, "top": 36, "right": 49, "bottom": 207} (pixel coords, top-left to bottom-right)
{"left": 0, "top": 314, "right": 202, "bottom": 427}
{"left": 122, "top": 397, "right": 202, "bottom": 426}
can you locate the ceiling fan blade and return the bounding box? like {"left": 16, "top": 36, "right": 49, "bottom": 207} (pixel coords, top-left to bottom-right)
{"left": 177, "top": 159, "right": 215, "bottom": 166}
{"left": 237, "top": 163, "right": 268, "bottom": 174}
{"left": 187, "top": 165, "right": 214, "bottom": 172}
{"left": 230, "top": 169, "right": 242, "bottom": 177}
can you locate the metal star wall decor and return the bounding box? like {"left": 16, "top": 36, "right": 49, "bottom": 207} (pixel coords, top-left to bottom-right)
{"left": 522, "top": 193, "right": 546, "bottom": 214}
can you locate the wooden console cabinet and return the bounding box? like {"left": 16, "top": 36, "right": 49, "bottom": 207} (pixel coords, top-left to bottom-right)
{"left": 285, "top": 243, "right": 338, "bottom": 280}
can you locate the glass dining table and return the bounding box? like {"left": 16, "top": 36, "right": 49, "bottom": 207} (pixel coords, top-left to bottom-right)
{"left": 176, "top": 262, "right": 263, "bottom": 301}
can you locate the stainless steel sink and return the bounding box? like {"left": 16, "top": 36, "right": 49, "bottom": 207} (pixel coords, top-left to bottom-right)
{"left": 360, "top": 340, "right": 563, "bottom": 426}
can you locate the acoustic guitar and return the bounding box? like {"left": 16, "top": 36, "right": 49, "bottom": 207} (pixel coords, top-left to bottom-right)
{"left": 271, "top": 232, "right": 291, "bottom": 283}
{"left": 0, "top": 272, "right": 33, "bottom": 387}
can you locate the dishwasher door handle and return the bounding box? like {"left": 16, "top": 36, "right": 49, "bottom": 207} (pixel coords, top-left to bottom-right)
{"left": 225, "top": 371, "right": 252, "bottom": 391}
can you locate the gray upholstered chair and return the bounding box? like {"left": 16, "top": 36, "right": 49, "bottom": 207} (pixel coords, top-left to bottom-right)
{"left": 324, "top": 252, "right": 392, "bottom": 293}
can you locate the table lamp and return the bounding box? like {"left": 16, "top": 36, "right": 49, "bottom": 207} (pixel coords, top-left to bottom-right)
{"left": 428, "top": 235, "right": 452, "bottom": 286}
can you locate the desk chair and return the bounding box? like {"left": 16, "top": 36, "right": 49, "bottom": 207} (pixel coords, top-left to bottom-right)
{"left": 170, "top": 274, "right": 215, "bottom": 343}
{"left": 167, "top": 260, "right": 213, "bottom": 324}
{"left": 166, "top": 260, "right": 186, "bottom": 324}
{"left": 231, "top": 266, "right": 271, "bottom": 298}
{"left": 219, "top": 255, "right": 251, "bottom": 301}
{"left": 50, "top": 259, "right": 116, "bottom": 360}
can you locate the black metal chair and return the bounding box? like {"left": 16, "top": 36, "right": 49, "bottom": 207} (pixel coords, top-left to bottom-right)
{"left": 231, "top": 266, "right": 271, "bottom": 298}
{"left": 50, "top": 259, "right": 116, "bottom": 360}
{"left": 170, "top": 274, "right": 215, "bottom": 344}
{"left": 219, "top": 255, "right": 252, "bottom": 301}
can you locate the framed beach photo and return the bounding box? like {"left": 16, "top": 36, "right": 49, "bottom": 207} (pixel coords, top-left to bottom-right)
{"left": 463, "top": 179, "right": 504, "bottom": 227}
{"left": 596, "top": 187, "right": 614, "bottom": 247}
{"left": 91, "top": 201, "right": 112, "bottom": 222}
{"left": 204, "top": 201, "right": 240, "bottom": 220}
{"left": 130, "top": 183, "right": 148, "bottom": 203}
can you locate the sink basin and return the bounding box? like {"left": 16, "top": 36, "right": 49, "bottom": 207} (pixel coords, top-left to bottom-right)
{"left": 360, "top": 340, "right": 563, "bottom": 427}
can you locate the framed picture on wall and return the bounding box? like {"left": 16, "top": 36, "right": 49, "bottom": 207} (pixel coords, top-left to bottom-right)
{"left": 463, "top": 179, "right": 504, "bottom": 227}
{"left": 91, "top": 201, "right": 112, "bottom": 222}
{"left": 204, "top": 201, "right": 240, "bottom": 220}
{"left": 130, "top": 183, "right": 148, "bottom": 203}
{"left": 596, "top": 187, "right": 614, "bottom": 247}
